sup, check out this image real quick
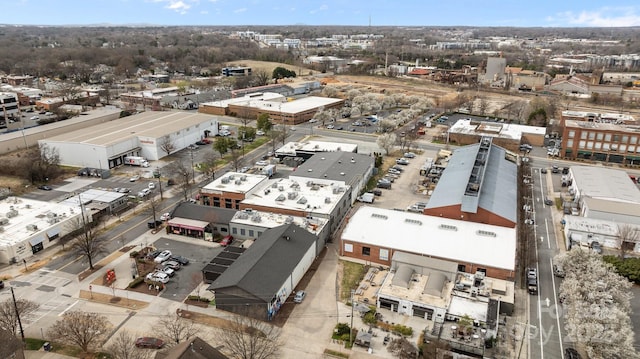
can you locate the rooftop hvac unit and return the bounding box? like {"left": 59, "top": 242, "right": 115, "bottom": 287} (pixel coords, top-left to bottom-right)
{"left": 297, "top": 197, "right": 307, "bottom": 204}
{"left": 474, "top": 271, "right": 485, "bottom": 281}
{"left": 235, "top": 180, "right": 242, "bottom": 185}
{"left": 306, "top": 181, "right": 313, "bottom": 187}
{"left": 236, "top": 212, "right": 249, "bottom": 219}
{"left": 26, "top": 224, "right": 38, "bottom": 231}
{"left": 275, "top": 194, "right": 286, "bottom": 202}
{"left": 285, "top": 216, "right": 294, "bottom": 224}
{"left": 6, "top": 209, "right": 18, "bottom": 218}
{"left": 47, "top": 218, "right": 58, "bottom": 225}
{"left": 241, "top": 175, "right": 247, "bottom": 181}
{"left": 287, "top": 192, "right": 298, "bottom": 200}
{"left": 290, "top": 182, "right": 300, "bottom": 188}
{"left": 0, "top": 218, "right": 8, "bottom": 225}
{"left": 251, "top": 215, "right": 261, "bottom": 222}
{"left": 221, "top": 177, "right": 230, "bottom": 184}
{"left": 229, "top": 175, "right": 235, "bottom": 180}
{"left": 311, "top": 185, "right": 319, "bottom": 191}
{"left": 332, "top": 187, "right": 340, "bottom": 194}
{"left": 25, "top": 204, "right": 31, "bottom": 209}
{"left": 47, "top": 212, "right": 57, "bottom": 218}
{"left": 264, "top": 188, "right": 271, "bottom": 195}
{"left": 278, "top": 186, "right": 284, "bottom": 192}
{"left": 325, "top": 197, "right": 331, "bottom": 203}
{"left": 272, "top": 182, "right": 279, "bottom": 188}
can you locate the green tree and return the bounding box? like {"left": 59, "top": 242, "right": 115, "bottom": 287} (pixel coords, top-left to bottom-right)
{"left": 238, "top": 126, "right": 256, "bottom": 140}
{"left": 272, "top": 66, "right": 296, "bottom": 79}
{"left": 256, "top": 113, "right": 273, "bottom": 132}
{"left": 213, "top": 137, "right": 232, "bottom": 158}
{"left": 527, "top": 108, "right": 547, "bottom": 127}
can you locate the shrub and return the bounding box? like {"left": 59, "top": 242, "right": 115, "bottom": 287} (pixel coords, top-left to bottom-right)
{"left": 129, "top": 251, "right": 139, "bottom": 258}
{"left": 334, "top": 323, "right": 351, "bottom": 337}
{"left": 603, "top": 255, "right": 640, "bottom": 284}
{"left": 362, "top": 310, "right": 377, "bottom": 325}
{"left": 127, "top": 277, "right": 145, "bottom": 288}
{"left": 392, "top": 324, "right": 413, "bottom": 336}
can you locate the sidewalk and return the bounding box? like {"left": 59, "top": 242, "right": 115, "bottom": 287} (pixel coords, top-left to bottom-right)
{"left": 25, "top": 351, "right": 75, "bottom": 359}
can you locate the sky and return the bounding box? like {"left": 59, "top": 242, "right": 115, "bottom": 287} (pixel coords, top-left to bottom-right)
{"left": 2, "top": 0, "right": 640, "bottom": 27}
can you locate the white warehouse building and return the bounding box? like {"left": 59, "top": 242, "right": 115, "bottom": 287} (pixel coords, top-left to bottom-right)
{"left": 39, "top": 111, "right": 219, "bottom": 169}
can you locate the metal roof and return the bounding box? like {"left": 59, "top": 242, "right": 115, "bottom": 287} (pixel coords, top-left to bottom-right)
{"left": 571, "top": 166, "right": 640, "bottom": 204}
{"left": 426, "top": 142, "right": 517, "bottom": 223}
{"left": 207, "top": 224, "right": 317, "bottom": 302}
{"left": 292, "top": 152, "right": 374, "bottom": 187}
{"left": 170, "top": 202, "right": 237, "bottom": 224}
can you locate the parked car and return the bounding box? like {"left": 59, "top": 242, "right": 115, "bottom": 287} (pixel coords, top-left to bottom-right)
{"left": 293, "top": 290, "right": 306, "bottom": 303}
{"left": 170, "top": 256, "right": 190, "bottom": 266}
{"left": 407, "top": 202, "right": 428, "bottom": 213}
{"left": 154, "top": 250, "right": 172, "bottom": 263}
{"left": 220, "top": 235, "right": 233, "bottom": 247}
{"left": 239, "top": 166, "right": 250, "bottom": 173}
{"left": 147, "top": 219, "right": 162, "bottom": 229}
{"left": 148, "top": 182, "right": 156, "bottom": 189}
{"left": 138, "top": 188, "right": 151, "bottom": 198}
{"left": 146, "top": 249, "right": 162, "bottom": 259}
{"left": 527, "top": 267, "right": 537, "bottom": 280}
{"left": 552, "top": 166, "right": 559, "bottom": 173}
{"left": 163, "top": 260, "right": 181, "bottom": 270}
{"left": 160, "top": 212, "right": 171, "bottom": 221}
{"left": 309, "top": 118, "right": 318, "bottom": 123}
{"left": 544, "top": 198, "right": 553, "bottom": 206}
{"left": 117, "top": 187, "right": 130, "bottom": 193}
{"left": 540, "top": 168, "right": 547, "bottom": 174}
{"left": 129, "top": 175, "right": 140, "bottom": 182}
{"left": 326, "top": 124, "right": 335, "bottom": 129}
{"left": 256, "top": 130, "right": 265, "bottom": 136}
{"left": 135, "top": 337, "right": 164, "bottom": 349}
{"left": 38, "top": 185, "right": 52, "bottom": 191}
{"left": 396, "top": 158, "right": 409, "bottom": 165}
{"left": 145, "top": 271, "right": 170, "bottom": 284}
{"left": 162, "top": 266, "right": 176, "bottom": 277}
{"left": 371, "top": 189, "right": 382, "bottom": 196}
{"left": 590, "top": 241, "right": 603, "bottom": 254}
{"left": 195, "top": 140, "right": 207, "bottom": 145}
{"left": 377, "top": 180, "right": 391, "bottom": 189}
{"left": 403, "top": 152, "right": 416, "bottom": 158}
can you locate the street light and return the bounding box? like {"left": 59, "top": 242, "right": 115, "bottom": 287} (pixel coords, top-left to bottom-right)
{"left": 156, "top": 168, "right": 163, "bottom": 200}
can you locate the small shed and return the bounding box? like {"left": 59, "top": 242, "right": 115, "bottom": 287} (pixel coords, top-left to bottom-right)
{"left": 354, "top": 330, "right": 372, "bottom": 347}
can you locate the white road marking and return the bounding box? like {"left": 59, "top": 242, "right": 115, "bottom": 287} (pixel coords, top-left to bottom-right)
{"left": 58, "top": 300, "right": 78, "bottom": 316}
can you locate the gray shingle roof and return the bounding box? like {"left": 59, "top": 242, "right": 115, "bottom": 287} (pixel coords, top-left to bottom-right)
{"left": 171, "top": 202, "right": 237, "bottom": 224}
{"left": 294, "top": 152, "right": 374, "bottom": 187}
{"left": 207, "top": 224, "right": 317, "bottom": 302}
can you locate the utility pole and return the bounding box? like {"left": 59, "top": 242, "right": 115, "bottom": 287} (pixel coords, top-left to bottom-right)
{"left": 156, "top": 168, "right": 163, "bottom": 200}
{"left": 11, "top": 287, "right": 25, "bottom": 343}
{"left": 349, "top": 289, "right": 355, "bottom": 347}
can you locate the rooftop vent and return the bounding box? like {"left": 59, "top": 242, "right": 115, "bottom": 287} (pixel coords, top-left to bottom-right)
{"left": 26, "top": 224, "right": 38, "bottom": 231}
{"left": 324, "top": 197, "right": 331, "bottom": 203}
{"left": 285, "top": 216, "right": 294, "bottom": 224}
{"left": 0, "top": 218, "right": 9, "bottom": 225}
{"left": 297, "top": 197, "right": 307, "bottom": 204}
{"left": 405, "top": 219, "right": 422, "bottom": 225}
{"left": 275, "top": 194, "right": 286, "bottom": 202}
{"left": 251, "top": 215, "right": 261, "bottom": 222}
{"left": 371, "top": 213, "right": 388, "bottom": 220}
{"left": 234, "top": 180, "right": 242, "bottom": 185}
{"left": 287, "top": 192, "right": 298, "bottom": 200}
{"left": 439, "top": 224, "right": 458, "bottom": 231}
{"left": 311, "top": 185, "right": 319, "bottom": 191}
{"left": 278, "top": 186, "right": 284, "bottom": 192}
{"left": 308, "top": 169, "right": 313, "bottom": 172}
{"left": 264, "top": 188, "right": 271, "bottom": 195}
{"left": 272, "top": 182, "right": 279, "bottom": 188}
{"left": 241, "top": 175, "right": 247, "bottom": 181}
{"left": 477, "top": 230, "right": 496, "bottom": 237}
{"left": 236, "top": 212, "right": 249, "bottom": 219}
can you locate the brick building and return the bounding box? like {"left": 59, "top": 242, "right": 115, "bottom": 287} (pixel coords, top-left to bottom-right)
{"left": 561, "top": 120, "right": 640, "bottom": 164}
{"left": 199, "top": 172, "right": 269, "bottom": 210}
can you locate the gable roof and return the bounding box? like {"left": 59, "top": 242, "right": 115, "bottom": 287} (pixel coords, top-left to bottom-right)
{"left": 171, "top": 202, "right": 237, "bottom": 224}
{"left": 425, "top": 141, "right": 517, "bottom": 224}
{"left": 207, "top": 224, "right": 317, "bottom": 302}
{"left": 155, "top": 337, "right": 228, "bottom": 359}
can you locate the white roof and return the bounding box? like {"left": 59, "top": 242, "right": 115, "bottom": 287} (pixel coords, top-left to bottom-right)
{"left": 276, "top": 140, "right": 358, "bottom": 156}
{"left": 242, "top": 178, "right": 348, "bottom": 216}
{"left": 562, "top": 215, "right": 629, "bottom": 237}
{"left": 570, "top": 166, "right": 640, "bottom": 204}
{"left": 448, "top": 119, "right": 546, "bottom": 140}
{"left": 231, "top": 209, "right": 328, "bottom": 236}
{"left": 201, "top": 92, "right": 284, "bottom": 109}
{"left": 61, "top": 188, "right": 127, "bottom": 206}
{"left": 448, "top": 296, "right": 488, "bottom": 322}
{"left": 342, "top": 207, "right": 516, "bottom": 271}
{"left": 0, "top": 197, "right": 80, "bottom": 247}
{"left": 201, "top": 172, "right": 268, "bottom": 195}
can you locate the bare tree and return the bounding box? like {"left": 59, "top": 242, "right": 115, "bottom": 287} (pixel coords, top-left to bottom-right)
{"left": 157, "top": 313, "right": 198, "bottom": 346}
{"left": 0, "top": 327, "right": 22, "bottom": 359}
{"left": 0, "top": 298, "right": 39, "bottom": 335}
{"left": 216, "top": 315, "right": 282, "bottom": 359}
{"left": 107, "top": 330, "right": 151, "bottom": 359}
{"left": 617, "top": 224, "right": 639, "bottom": 258}
{"left": 165, "top": 158, "right": 193, "bottom": 201}
{"left": 253, "top": 69, "right": 270, "bottom": 87}
{"left": 48, "top": 311, "right": 110, "bottom": 353}
{"left": 377, "top": 133, "right": 397, "bottom": 155}
{"left": 66, "top": 215, "right": 107, "bottom": 270}
{"left": 387, "top": 337, "right": 419, "bottom": 359}
{"left": 24, "top": 143, "right": 61, "bottom": 184}
{"left": 159, "top": 135, "right": 176, "bottom": 156}
{"left": 55, "top": 82, "right": 81, "bottom": 102}
{"left": 200, "top": 151, "right": 218, "bottom": 180}
{"left": 477, "top": 97, "right": 489, "bottom": 116}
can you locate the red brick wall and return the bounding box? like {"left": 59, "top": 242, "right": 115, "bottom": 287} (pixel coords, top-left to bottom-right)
{"left": 238, "top": 203, "right": 306, "bottom": 217}
{"left": 341, "top": 239, "right": 514, "bottom": 280}
{"left": 424, "top": 205, "right": 515, "bottom": 228}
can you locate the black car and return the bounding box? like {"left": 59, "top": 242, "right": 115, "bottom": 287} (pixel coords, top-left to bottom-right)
{"left": 544, "top": 198, "right": 553, "bottom": 206}
{"left": 371, "top": 189, "right": 382, "bottom": 196}
{"left": 147, "top": 220, "right": 163, "bottom": 229}
{"left": 0, "top": 280, "right": 4, "bottom": 289}
{"left": 170, "top": 255, "right": 190, "bottom": 265}
{"left": 146, "top": 249, "right": 162, "bottom": 259}
{"left": 38, "top": 185, "right": 52, "bottom": 191}
{"left": 564, "top": 348, "right": 581, "bottom": 359}
{"left": 552, "top": 166, "right": 559, "bottom": 173}
{"left": 541, "top": 168, "right": 547, "bottom": 174}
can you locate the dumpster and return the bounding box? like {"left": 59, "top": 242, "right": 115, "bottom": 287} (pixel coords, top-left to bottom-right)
{"left": 43, "top": 342, "right": 52, "bottom": 351}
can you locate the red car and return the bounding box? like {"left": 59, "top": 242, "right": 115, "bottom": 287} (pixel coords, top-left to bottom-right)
{"left": 220, "top": 235, "right": 233, "bottom": 247}
{"left": 135, "top": 337, "right": 164, "bottom": 349}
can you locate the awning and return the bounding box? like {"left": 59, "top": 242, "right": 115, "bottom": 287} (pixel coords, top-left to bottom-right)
{"left": 47, "top": 228, "right": 60, "bottom": 238}
{"left": 167, "top": 217, "right": 209, "bottom": 231}
{"left": 577, "top": 150, "right": 591, "bottom": 155}
{"left": 29, "top": 237, "right": 45, "bottom": 246}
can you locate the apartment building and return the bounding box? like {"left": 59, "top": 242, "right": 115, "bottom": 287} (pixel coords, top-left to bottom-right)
{"left": 561, "top": 120, "right": 640, "bottom": 164}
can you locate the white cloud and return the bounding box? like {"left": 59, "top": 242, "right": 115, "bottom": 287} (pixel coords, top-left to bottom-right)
{"left": 234, "top": 7, "right": 247, "bottom": 13}
{"left": 550, "top": 6, "right": 640, "bottom": 27}
{"left": 148, "top": 0, "right": 195, "bottom": 15}
{"left": 309, "top": 4, "right": 328, "bottom": 14}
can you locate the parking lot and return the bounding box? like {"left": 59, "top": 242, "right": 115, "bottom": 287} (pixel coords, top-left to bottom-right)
{"left": 150, "top": 237, "right": 223, "bottom": 302}
{"left": 364, "top": 149, "right": 439, "bottom": 211}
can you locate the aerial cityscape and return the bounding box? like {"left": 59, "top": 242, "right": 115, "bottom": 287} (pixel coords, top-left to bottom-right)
{"left": 1, "top": 4, "right": 640, "bottom": 359}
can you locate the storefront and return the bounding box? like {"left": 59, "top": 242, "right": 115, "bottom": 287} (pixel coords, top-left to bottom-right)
{"left": 166, "top": 218, "right": 210, "bottom": 239}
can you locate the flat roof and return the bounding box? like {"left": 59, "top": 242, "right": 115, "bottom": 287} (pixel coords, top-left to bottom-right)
{"left": 562, "top": 214, "right": 628, "bottom": 237}
{"left": 0, "top": 197, "right": 80, "bottom": 247}
{"left": 61, "top": 188, "right": 126, "bottom": 206}
{"left": 342, "top": 207, "right": 516, "bottom": 271}
{"left": 448, "top": 119, "right": 546, "bottom": 140}
{"left": 571, "top": 166, "right": 640, "bottom": 204}
{"left": 201, "top": 172, "right": 268, "bottom": 195}
{"left": 43, "top": 111, "right": 219, "bottom": 147}
{"left": 564, "top": 119, "right": 640, "bottom": 133}
{"left": 276, "top": 140, "right": 358, "bottom": 156}
{"left": 448, "top": 296, "right": 489, "bottom": 322}
{"left": 231, "top": 209, "right": 328, "bottom": 236}
{"left": 562, "top": 110, "right": 635, "bottom": 122}
{"left": 202, "top": 93, "right": 342, "bottom": 114}
{"left": 378, "top": 269, "right": 453, "bottom": 309}
{"left": 242, "top": 178, "right": 348, "bottom": 216}
{"left": 292, "top": 152, "right": 374, "bottom": 185}
{"left": 201, "top": 92, "right": 284, "bottom": 109}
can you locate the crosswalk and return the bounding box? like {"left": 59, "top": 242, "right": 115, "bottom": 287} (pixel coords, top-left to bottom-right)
{"left": 18, "top": 269, "right": 73, "bottom": 289}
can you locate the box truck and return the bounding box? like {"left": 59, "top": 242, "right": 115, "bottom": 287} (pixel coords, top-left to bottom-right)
{"left": 124, "top": 156, "right": 149, "bottom": 167}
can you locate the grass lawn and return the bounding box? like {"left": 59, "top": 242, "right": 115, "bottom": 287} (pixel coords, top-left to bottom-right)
{"left": 340, "top": 260, "right": 365, "bottom": 301}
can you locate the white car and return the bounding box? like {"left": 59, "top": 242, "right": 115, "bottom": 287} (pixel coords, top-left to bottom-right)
{"left": 162, "top": 266, "right": 175, "bottom": 277}
{"left": 149, "top": 271, "right": 170, "bottom": 283}
{"left": 309, "top": 119, "right": 318, "bottom": 123}
{"left": 129, "top": 175, "right": 140, "bottom": 182}
{"left": 256, "top": 130, "right": 265, "bottom": 136}
{"left": 255, "top": 160, "right": 268, "bottom": 166}
{"left": 327, "top": 124, "right": 335, "bottom": 129}
{"left": 138, "top": 188, "right": 151, "bottom": 198}
{"left": 148, "top": 182, "right": 156, "bottom": 189}
{"left": 160, "top": 212, "right": 171, "bottom": 221}
{"left": 154, "top": 250, "right": 172, "bottom": 263}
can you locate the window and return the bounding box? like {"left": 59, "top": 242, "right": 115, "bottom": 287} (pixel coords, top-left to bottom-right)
{"left": 344, "top": 243, "right": 353, "bottom": 253}
{"left": 611, "top": 144, "right": 618, "bottom": 151}
{"left": 620, "top": 144, "right": 627, "bottom": 152}
{"left": 568, "top": 130, "right": 575, "bottom": 138}
{"left": 258, "top": 231, "right": 262, "bottom": 237}
{"left": 604, "top": 134, "right": 612, "bottom": 142}
{"left": 379, "top": 249, "right": 389, "bottom": 261}
{"left": 457, "top": 264, "right": 466, "bottom": 272}
{"left": 476, "top": 268, "right": 487, "bottom": 274}
{"left": 596, "top": 133, "right": 604, "bottom": 141}
{"left": 578, "top": 140, "right": 586, "bottom": 149}
{"left": 580, "top": 131, "right": 587, "bottom": 140}
{"left": 220, "top": 227, "right": 228, "bottom": 233}
{"left": 232, "top": 227, "right": 237, "bottom": 234}
{"left": 592, "top": 142, "right": 599, "bottom": 150}
{"left": 632, "top": 136, "right": 639, "bottom": 145}
{"left": 622, "top": 135, "right": 629, "bottom": 143}
{"left": 629, "top": 145, "right": 636, "bottom": 153}
{"left": 240, "top": 228, "right": 246, "bottom": 236}
{"left": 566, "top": 139, "right": 574, "bottom": 147}
{"left": 213, "top": 197, "right": 220, "bottom": 207}
{"left": 225, "top": 198, "right": 232, "bottom": 209}
{"left": 362, "top": 246, "right": 371, "bottom": 256}
{"left": 603, "top": 143, "right": 610, "bottom": 150}
{"left": 613, "top": 135, "right": 620, "bottom": 142}
{"left": 249, "top": 230, "right": 254, "bottom": 237}
{"left": 588, "top": 132, "right": 595, "bottom": 140}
